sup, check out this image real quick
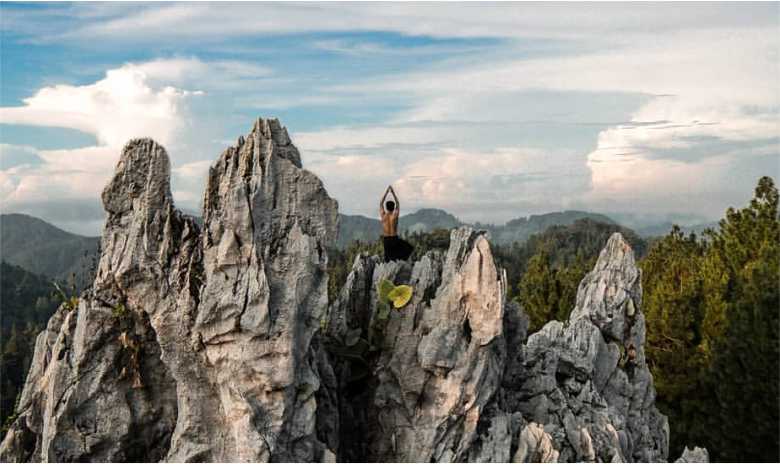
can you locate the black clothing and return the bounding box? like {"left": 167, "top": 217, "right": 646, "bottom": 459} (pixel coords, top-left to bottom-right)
{"left": 383, "top": 235, "right": 414, "bottom": 262}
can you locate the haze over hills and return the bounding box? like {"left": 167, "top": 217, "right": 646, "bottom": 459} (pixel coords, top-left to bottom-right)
{"left": 0, "top": 214, "right": 99, "bottom": 289}
{"left": 1, "top": 209, "right": 715, "bottom": 282}
{"left": 337, "top": 208, "right": 462, "bottom": 248}
{"left": 339, "top": 208, "right": 649, "bottom": 248}
{"left": 9, "top": 210, "right": 625, "bottom": 282}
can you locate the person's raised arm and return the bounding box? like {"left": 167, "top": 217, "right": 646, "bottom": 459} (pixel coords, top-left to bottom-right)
{"left": 389, "top": 186, "right": 400, "bottom": 213}
{"left": 380, "top": 186, "right": 391, "bottom": 214}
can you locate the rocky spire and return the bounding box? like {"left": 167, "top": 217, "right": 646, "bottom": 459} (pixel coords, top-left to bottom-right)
{"left": 0, "top": 118, "right": 338, "bottom": 462}
{"left": 0, "top": 118, "right": 702, "bottom": 463}
{"left": 320, "top": 228, "right": 507, "bottom": 461}
{"left": 503, "top": 232, "right": 668, "bottom": 462}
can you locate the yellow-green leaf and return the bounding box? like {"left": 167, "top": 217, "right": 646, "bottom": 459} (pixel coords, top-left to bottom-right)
{"left": 388, "top": 285, "right": 413, "bottom": 309}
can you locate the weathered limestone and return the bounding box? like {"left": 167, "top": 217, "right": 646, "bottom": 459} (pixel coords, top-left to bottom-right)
{"left": 506, "top": 233, "right": 669, "bottom": 462}
{"left": 321, "top": 228, "right": 507, "bottom": 462}
{"left": 512, "top": 422, "right": 560, "bottom": 463}
{"left": 675, "top": 446, "right": 710, "bottom": 463}
{"left": 0, "top": 117, "right": 706, "bottom": 463}
{"left": 0, "top": 119, "right": 338, "bottom": 462}
{"left": 324, "top": 232, "right": 678, "bottom": 463}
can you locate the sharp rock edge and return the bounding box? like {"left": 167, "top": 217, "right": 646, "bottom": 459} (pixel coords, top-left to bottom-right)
{"left": 0, "top": 118, "right": 706, "bottom": 463}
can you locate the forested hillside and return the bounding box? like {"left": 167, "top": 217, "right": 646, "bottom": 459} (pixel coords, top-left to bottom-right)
{"left": 640, "top": 176, "right": 779, "bottom": 461}
{"left": 0, "top": 214, "right": 99, "bottom": 290}
{"left": 0, "top": 262, "right": 63, "bottom": 436}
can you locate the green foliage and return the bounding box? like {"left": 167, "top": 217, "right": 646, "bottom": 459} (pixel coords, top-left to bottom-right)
{"left": 327, "top": 240, "right": 383, "bottom": 304}
{"left": 387, "top": 285, "right": 413, "bottom": 309}
{"left": 641, "top": 226, "right": 709, "bottom": 456}
{"left": 378, "top": 279, "right": 394, "bottom": 304}
{"left": 505, "top": 218, "right": 644, "bottom": 333}
{"left": 698, "top": 176, "right": 779, "bottom": 462}
{"left": 405, "top": 228, "right": 451, "bottom": 261}
{"left": 641, "top": 176, "right": 779, "bottom": 462}
{"left": 0, "top": 394, "right": 21, "bottom": 437}
{"left": 0, "top": 262, "right": 61, "bottom": 437}
{"left": 516, "top": 250, "right": 594, "bottom": 333}
{"left": 493, "top": 218, "right": 647, "bottom": 301}
{"left": 53, "top": 281, "right": 79, "bottom": 311}
{"left": 112, "top": 302, "right": 128, "bottom": 319}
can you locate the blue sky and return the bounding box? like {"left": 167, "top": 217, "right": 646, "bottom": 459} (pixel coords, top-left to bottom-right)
{"left": 1, "top": 2, "right": 778, "bottom": 235}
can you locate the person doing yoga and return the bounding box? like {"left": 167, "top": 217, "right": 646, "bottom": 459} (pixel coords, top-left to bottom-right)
{"left": 379, "top": 185, "right": 414, "bottom": 262}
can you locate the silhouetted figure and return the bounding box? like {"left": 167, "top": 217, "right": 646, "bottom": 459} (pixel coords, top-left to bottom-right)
{"left": 380, "top": 185, "right": 414, "bottom": 262}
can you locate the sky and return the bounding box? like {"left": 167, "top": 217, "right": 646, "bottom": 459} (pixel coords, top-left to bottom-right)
{"left": 0, "top": 2, "right": 778, "bottom": 235}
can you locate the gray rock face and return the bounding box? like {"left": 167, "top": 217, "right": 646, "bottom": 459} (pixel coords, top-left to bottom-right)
{"left": 0, "top": 119, "right": 338, "bottom": 462}
{"left": 320, "top": 228, "right": 507, "bottom": 462}
{"left": 323, "top": 231, "right": 673, "bottom": 462}
{"left": 0, "top": 117, "right": 697, "bottom": 463}
{"left": 504, "top": 233, "right": 669, "bottom": 463}
{"left": 675, "top": 446, "right": 710, "bottom": 463}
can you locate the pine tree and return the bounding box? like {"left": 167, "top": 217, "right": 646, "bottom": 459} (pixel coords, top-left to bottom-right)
{"left": 699, "top": 176, "right": 780, "bottom": 462}
{"left": 641, "top": 226, "right": 708, "bottom": 457}
{"left": 517, "top": 251, "right": 558, "bottom": 333}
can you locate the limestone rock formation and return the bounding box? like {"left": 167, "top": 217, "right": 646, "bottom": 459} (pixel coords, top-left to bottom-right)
{"left": 323, "top": 231, "right": 674, "bottom": 462}
{"left": 320, "top": 228, "right": 507, "bottom": 462}
{"left": 675, "top": 446, "right": 710, "bottom": 463}
{"left": 0, "top": 119, "right": 338, "bottom": 462}
{"left": 0, "top": 117, "right": 703, "bottom": 463}
{"left": 502, "top": 233, "right": 669, "bottom": 462}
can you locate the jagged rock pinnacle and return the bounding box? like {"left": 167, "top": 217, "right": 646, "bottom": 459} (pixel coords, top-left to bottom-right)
{"left": 1, "top": 118, "right": 339, "bottom": 462}
{"left": 0, "top": 120, "right": 703, "bottom": 463}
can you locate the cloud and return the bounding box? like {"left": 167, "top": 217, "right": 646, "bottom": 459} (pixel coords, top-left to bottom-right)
{"left": 12, "top": 3, "right": 777, "bottom": 44}
{"left": 172, "top": 159, "right": 213, "bottom": 206}
{"left": 298, "top": 26, "right": 779, "bottom": 220}
{"left": 0, "top": 144, "right": 43, "bottom": 169}
{"left": 2, "top": 4, "right": 777, "bottom": 232}
{"left": 1, "top": 146, "right": 116, "bottom": 205}
{"left": 310, "top": 144, "right": 585, "bottom": 222}
{"left": 0, "top": 58, "right": 240, "bottom": 230}
{"left": 1, "top": 62, "right": 199, "bottom": 147}
{"left": 391, "top": 146, "right": 589, "bottom": 219}
{"left": 0, "top": 56, "right": 284, "bottom": 224}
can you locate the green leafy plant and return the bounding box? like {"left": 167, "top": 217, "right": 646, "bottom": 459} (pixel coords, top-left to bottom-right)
{"left": 378, "top": 279, "right": 395, "bottom": 304}
{"left": 377, "top": 279, "right": 413, "bottom": 310}
{"left": 53, "top": 281, "right": 79, "bottom": 311}
{"left": 112, "top": 302, "right": 128, "bottom": 319}
{"left": 376, "top": 279, "right": 394, "bottom": 321}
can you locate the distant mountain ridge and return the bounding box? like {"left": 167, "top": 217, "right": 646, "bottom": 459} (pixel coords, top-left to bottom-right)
{"left": 481, "top": 210, "right": 617, "bottom": 245}
{"left": 337, "top": 208, "right": 462, "bottom": 248}
{"left": 0, "top": 213, "right": 99, "bottom": 289}
{"left": 633, "top": 221, "right": 720, "bottom": 238}
{"left": 2, "top": 210, "right": 707, "bottom": 280}
{"left": 338, "top": 208, "right": 620, "bottom": 248}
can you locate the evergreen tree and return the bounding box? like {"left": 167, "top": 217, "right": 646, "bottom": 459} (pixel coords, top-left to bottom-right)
{"left": 641, "top": 177, "right": 780, "bottom": 462}
{"left": 516, "top": 249, "right": 594, "bottom": 333}
{"left": 517, "top": 251, "right": 558, "bottom": 333}
{"left": 699, "top": 176, "right": 779, "bottom": 462}
{"left": 641, "top": 226, "right": 708, "bottom": 457}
